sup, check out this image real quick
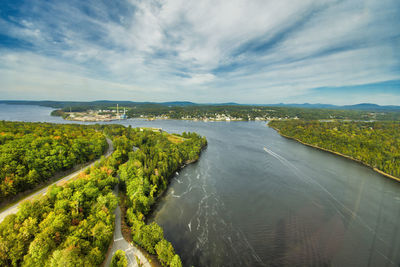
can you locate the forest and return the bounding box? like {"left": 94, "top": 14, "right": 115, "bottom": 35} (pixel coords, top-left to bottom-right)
{"left": 118, "top": 128, "right": 207, "bottom": 267}
{"left": 0, "top": 123, "right": 207, "bottom": 266}
{"left": 0, "top": 126, "right": 124, "bottom": 266}
{"left": 0, "top": 121, "right": 107, "bottom": 202}
{"left": 269, "top": 120, "right": 400, "bottom": 179}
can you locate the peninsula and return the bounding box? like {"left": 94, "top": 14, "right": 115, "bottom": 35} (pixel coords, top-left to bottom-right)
{"left": 0, "top": 122, "right": 207, "bottom": 267}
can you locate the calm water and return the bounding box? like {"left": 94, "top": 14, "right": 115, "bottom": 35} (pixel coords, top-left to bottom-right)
{"left": 1, "top": 104, "right": 399, "bottom": 266}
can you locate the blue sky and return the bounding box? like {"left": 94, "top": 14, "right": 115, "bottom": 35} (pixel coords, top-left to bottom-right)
{"left": 0, "top": 0, "right": 399, "bottom": 105}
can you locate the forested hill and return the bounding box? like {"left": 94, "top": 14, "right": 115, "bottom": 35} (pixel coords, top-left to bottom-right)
{"left": 2, "top": 100, "right": 400, "bottom": 121}
{"left": 0, "top": 121, "right": 107, "bottom": 201}
{"left": 0, "top": 123, "right": 207, "bottom": 266}
{"left": 269, "top": 120, "right": 400, "bottom": 180}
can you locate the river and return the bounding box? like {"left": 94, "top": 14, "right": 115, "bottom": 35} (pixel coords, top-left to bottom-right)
{"left": 1, "top": 104, "right": 399, "bottom": 266}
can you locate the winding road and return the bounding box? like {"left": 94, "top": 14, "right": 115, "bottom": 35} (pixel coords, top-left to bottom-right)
{"left": 104, "top": 146, "right": 151, "bottom": 267}
{"left": 104, "top": 186, "right": 151, "bottom": 267}
{"left": 0, "top": 137, "right": 114, "bottom": 223}
{"left": 0, "top": 138, "right": 151, "bottom": 266}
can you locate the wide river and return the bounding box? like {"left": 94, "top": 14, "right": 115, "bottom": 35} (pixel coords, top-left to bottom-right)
{"left": 1, "top": 104, "right": 399, "bottom": 266}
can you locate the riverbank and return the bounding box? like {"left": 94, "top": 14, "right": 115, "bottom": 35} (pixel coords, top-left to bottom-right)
{"left": 146, "top": 141, "right": 207, "bottom": 225}
{"left": 51, "top": 110, "right": 124, "bottom": 122}
{"left": 268, "top": 124, "right": 400, "bottom": 183}
{"left": 115, "top": 130, "right": 206, "bottom": 267}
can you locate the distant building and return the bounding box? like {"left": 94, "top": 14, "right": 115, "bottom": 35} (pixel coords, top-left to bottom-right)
{"left": 117, "top": 105, "right": 127, "bottom": 119}
{"left": 120, "top": 107, "right": 127, "bottom": 119}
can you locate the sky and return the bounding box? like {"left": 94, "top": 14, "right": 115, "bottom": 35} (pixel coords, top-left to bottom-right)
{"left": 0, "top": 0, "right": 399, "bottom": 105}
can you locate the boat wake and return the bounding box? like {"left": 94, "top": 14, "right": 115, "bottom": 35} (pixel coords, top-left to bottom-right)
{"left": 263, "top": 146, "right": 395, "bottom": 265}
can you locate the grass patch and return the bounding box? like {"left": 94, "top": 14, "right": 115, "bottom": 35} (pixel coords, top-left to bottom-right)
{"left": 166, "top": 134, "right": 186, "bottom": 144}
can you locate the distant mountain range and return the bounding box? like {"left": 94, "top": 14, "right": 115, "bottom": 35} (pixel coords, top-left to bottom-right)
{"left": 1, "top": 100, "right": 399, "bottom": 112}
{"left": 267, "top": 103, "right": 400, "bottom": 111}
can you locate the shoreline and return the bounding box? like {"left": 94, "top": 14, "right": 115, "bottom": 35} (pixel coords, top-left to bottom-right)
{"left": 64, "top": 117, "right": 252, "bottom": 122}
{"left": 146, "top": 142, "right": 208, "bottom": 224}
{"left": 55, "top": 113, "right": 266, "bottom": 122}
{"left": 268, "top": 125, "right": 400, "bottom": 183}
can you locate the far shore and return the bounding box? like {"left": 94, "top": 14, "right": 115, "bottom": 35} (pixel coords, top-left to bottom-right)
{"left": 52, "top": 110, "right": 270, "bottom": 122}
{"left": 63, "top": 116, "right": 253, "bottom": 122}
{"left": 268, "top": 124, "right": 400, "bottom": 183}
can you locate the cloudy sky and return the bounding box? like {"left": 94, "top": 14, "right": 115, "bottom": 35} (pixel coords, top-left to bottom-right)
{"left": 0, "top": 0, "right": 399, "bottom": 104}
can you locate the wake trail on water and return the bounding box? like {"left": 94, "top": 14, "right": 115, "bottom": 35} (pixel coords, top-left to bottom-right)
{"left": 263, "top": 147, "right": 395, "bottom": 265}
{"left": 183, "top": 158, "right": 266, "bottom": 266}
{"left": 174, "top": 177, "right": 183, "bottom": 184}
{"left": 263, "top": 147, "right": 348, "bottom": 218}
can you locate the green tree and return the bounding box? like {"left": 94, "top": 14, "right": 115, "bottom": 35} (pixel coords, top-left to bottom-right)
{"left": 155, "top": 239, "right": 175, "bottom": 266}
{"left": 170, "top": 254, "right": 183, "bottom": 267}
{"left": 111, "top": 250, "right": 128, "bottom": 267}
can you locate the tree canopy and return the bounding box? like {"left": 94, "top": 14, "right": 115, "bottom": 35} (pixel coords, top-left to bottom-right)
{"left": 111, "top": 250, "right": 128, "bottom": 267}
{"left": 118, "top": 128, "right": 206, "bottom": 267}
{"left": 0, "top": 123, "right": 205, "bottom": 267}
{"left": 0, "top": 121, "right": 107, "bottom": 201}
{"left": 269, "top": 120, "right": 400, "bottom": 179}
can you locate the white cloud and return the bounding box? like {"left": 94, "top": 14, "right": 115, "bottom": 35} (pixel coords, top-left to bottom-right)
{"left": 0, "top": 52, "right": 158, "bottom": 101}
{"left": 0, "top": 0, "right": 398, "bottom": 103}
{"left": 182, "top": 73, "right": 215, "bottom": 85}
